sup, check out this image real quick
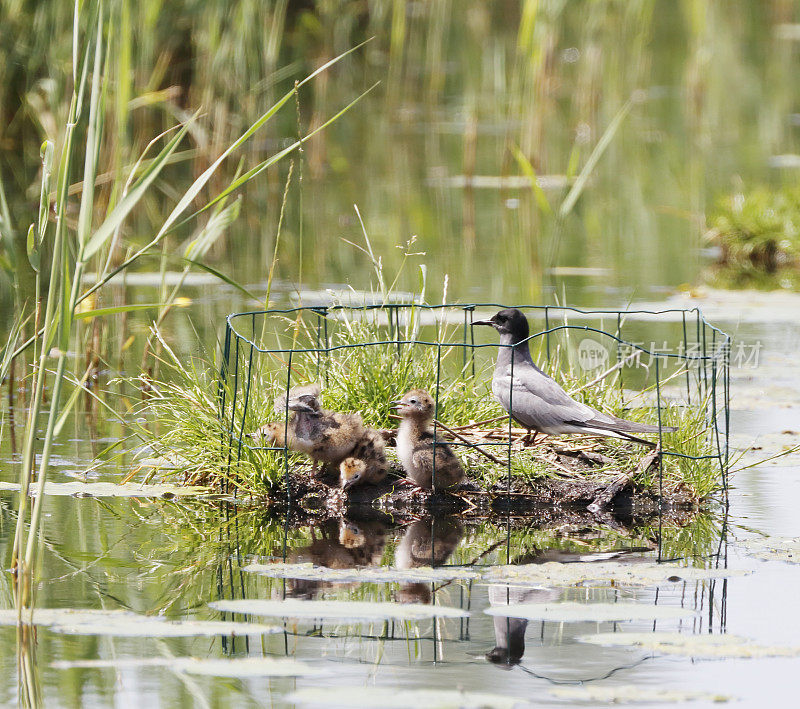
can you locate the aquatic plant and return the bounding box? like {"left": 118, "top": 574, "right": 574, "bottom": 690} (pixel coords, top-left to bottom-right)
{"left": 707, "top": 185, "right": 800, "bottom": 286}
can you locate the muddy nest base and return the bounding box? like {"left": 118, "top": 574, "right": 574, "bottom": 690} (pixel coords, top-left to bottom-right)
{"left": 269, "top": 459, "right": 700, "bottom": 521}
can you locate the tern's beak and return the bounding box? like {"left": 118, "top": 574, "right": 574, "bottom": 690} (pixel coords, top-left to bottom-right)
{"left": 472, "top": 319, "right": 495, "bottom": 327}
{"left": 287, "top": 400, "right": 315, "bottom": 413}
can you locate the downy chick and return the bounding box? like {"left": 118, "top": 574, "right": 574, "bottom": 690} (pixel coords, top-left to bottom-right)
{"left": 395, "top": 516, "right": 464, "bottom": 604}
{"left": 392, "top": 389, "right": 465, "bottom": 491}
{"left": 339, "top": 429, "right": 389, "bottom": 491}
{"left": 253, "top": 384, "right": 366, "bottom": 473}
{"left": 250, "top": 383, "right": 321, "bottom": 446}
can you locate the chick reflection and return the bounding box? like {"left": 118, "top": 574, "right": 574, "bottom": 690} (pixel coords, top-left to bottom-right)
{"left": 486, "top": 547, "right": 650, "bottom": 666}
{"left": 395, "top": 517, "right": 464, "bottom": 604}
{"left": 285, "top": 515, "right": 389, "bottom": 599}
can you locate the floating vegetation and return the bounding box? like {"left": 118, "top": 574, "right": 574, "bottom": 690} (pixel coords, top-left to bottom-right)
{"left": 288, "top": 687, "right": 528, "bottom": 709}
{"left": 0, "top": 481, "right": 210, "bottom": 498}
{"left": 742, "top": 536, "right": 800, "bottom": 563}
{"left": 209, "top": 599, "right": 468, "bottom": 621}
{"left": 242, "top": 560, "right": 744, "bottom": 588}
{"left": 0, "top": 608, "right": 277, "bottom": 637}
{"left": 549, "top": 685, "right": 731, "bottom": 704}
{"left": 51, "top": 657, "right": 315, "bottom": 677}
{"left": 49, "top": 619, "right": 280, "bottom": 638}
{"left": 173, "top": 657, "right": 315, "bottom": 678}
{"left": 0, "top": 608, "right": 137, "bottom": 627}
{"left": 484, "top": 602, "right": 696, "bottom": 623}
{"left": 243, "top": 562, "right": 481, "bottom": 584}
{"left": 481, "top": 561, "right": 748, "bottom": 587}
{"left": 579, "top": 632, "right": 800, "bottom": 659}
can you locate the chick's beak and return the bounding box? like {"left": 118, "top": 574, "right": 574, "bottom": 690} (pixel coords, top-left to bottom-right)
{"left": 288, "top": 400, "right": 315, "bottom": 413}
{"left": 390, "top": 400, "right": 404, "bottom": 410}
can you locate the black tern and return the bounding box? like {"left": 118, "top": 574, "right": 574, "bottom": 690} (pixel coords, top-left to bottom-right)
{"left": 392, "top": 389, "right": 465, "bottom": 491}
{"left": 475, "top": 308, "right": 676, "bottom": 446}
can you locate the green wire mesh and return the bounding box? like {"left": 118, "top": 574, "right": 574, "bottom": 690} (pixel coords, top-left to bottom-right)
{"left": 217, "top": 303, "right": 731, "bottom": 503}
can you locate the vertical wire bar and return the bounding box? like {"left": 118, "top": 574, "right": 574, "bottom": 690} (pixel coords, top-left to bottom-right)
{"left": 711, "top": 330, "right": 724, "bottom": 486}
{"left": 283, "top": 350, "right": 294, "bottom": 505}
{"left": 218, "top": 322, "right": 232, "bottom": 495}
{"left": 469, "top": 307, "right": 476, "bottom": 378}
{"left": 695, "top": 311, "right": 702, "bottom": 401}
{"left": 655, "top": 356, "right": 663, "bottom": 563}
{"left": 701, "top": 318, "right": 708, "bottom": 402}
{"left": 723, "top": 337, "right": 731, "bottom": 501}
{"left": 322, "top": 310, "right": 329, "bottom": 388}
{"left": 681, "top": 311, "right": 691, "bottom": 405}
{"left": 462, "top": 308, "right": 468, "bottom": 370}
{"left": 507, "top": 343, "right": 515, "bottom": 555}
{"left": 315, "top": 312, "right": 323, "bottom": 380}
{"left": 544, "top": 307, "right": 551, "bottom": 362}
{"left": 233, "top": 342, "right": 255, "bottom": 498}
{"left": 395, "top": 305, "right": 402, "bottom": 358}
{"left": 224, "top": 337, "right": 241, "bottom": 496}
{"left": 616, "top": 312, "right": 624, "bottom": 397}
{"left": 433, "top": 344, "right": 442, "bottom": 491}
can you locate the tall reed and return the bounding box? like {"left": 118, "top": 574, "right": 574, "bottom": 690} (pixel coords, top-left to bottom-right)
{"left": 4, "top": 6, "right": 370, "bottom": 702}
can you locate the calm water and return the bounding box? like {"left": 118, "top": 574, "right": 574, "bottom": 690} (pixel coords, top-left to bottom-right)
{"left": 3, "top": 2, "right": 800, "bottom": 707}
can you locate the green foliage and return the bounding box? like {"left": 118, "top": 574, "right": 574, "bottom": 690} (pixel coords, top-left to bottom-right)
{"left": 708, "top": 185, "right": 800, "bottom": 281}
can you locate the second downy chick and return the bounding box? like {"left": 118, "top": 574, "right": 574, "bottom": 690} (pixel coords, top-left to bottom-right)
{"left": 256, "top": 384, "right": 367, "bottom": 473}
{"left": 392, "top": 389, "right": 465, "bottom": 492}
{"left": 339, "top": 429, "right": 389, "bottom": 491}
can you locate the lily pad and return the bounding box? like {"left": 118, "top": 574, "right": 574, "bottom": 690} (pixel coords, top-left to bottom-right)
{"left": 0, "top": 608, "right": 277, "bottom": 637}
{"left": 484, "top": 602, "right": 696, "bottom": 623}
{"left": 49, "top": 619, "right": 280, "bottom": 637}
{"left": 288, "top": 687, "right": 529, "bottom": 708}
{"left": 742, "top": 537, "right": 800, "bottom": 563}
{"left": 482, "top": 562, "right": 747, "bottom": 587}
{"left": 0, "top": 481, "right": 209, "bottom": 498}
{"left": 173, "top": 657, "right": 314, "bottom": 678}
{"left": 209, "top": 599, "right": 468, "bottom": 621}
{"left": 243, "top": 562, "right": 480, "bottom": 584}
{"left": 548, "top": 685, "right": 731, "bottom": 704}
{"left": 579, "top": 632, "right": 800, "bottom": 659}
{"left": 0, "top": 608, "right": 139, "bottom": 627}
{"left": 52, "top": 657, "right": 313, "bottom": 677}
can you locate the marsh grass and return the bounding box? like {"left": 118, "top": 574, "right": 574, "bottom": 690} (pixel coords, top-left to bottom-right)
{"left": 707, "top": 184, "right": 800, "bottom": 287}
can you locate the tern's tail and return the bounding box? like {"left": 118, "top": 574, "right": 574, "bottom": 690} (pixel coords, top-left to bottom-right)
{"left": 579, "top": 415, "right": 677, "bottom": 447}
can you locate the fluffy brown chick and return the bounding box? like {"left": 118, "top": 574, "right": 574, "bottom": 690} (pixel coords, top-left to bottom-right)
{"left": 392, "top": 388, "right": 465, "bottom": 491}
{"left": 339, "top": 429, "right": 388, "bottom": 490}
{"left": 252, "top": 384, "right": 366, "bottom": 473}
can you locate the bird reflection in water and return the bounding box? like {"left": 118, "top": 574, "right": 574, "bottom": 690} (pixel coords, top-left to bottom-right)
{"left": 486, "top": 546, "right": 651, "bottom": 667}
{"left": 284, "top": 515, "right": 390, "bottom": 599}
{"left": 394, "top": 517, "right": 464, "bottom": 604}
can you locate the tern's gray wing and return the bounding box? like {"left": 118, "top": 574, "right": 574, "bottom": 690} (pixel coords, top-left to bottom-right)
{"left": 492, "top": 364, "right": 599, "bottom": 432}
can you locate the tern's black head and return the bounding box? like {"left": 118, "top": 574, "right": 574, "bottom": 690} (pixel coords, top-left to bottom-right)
{"left": 474, "top": 308, "right": 530, "bottom": 342}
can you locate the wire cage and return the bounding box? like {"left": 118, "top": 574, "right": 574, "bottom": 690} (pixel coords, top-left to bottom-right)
{"left": 217, "top": 303, "right": 731, "bottom": 502}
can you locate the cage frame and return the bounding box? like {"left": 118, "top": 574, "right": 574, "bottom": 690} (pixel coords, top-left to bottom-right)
{"left": 217, "top": 303, "right": 731, "bottom": 505}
